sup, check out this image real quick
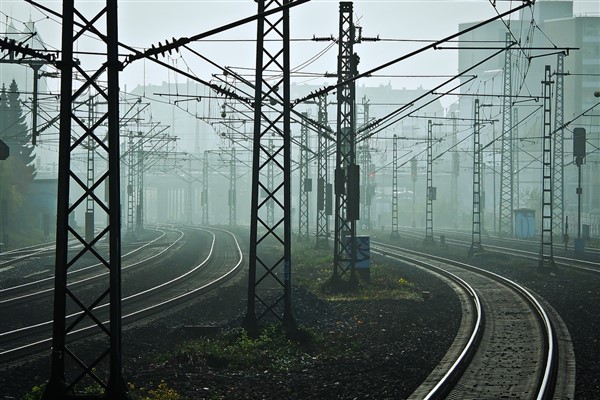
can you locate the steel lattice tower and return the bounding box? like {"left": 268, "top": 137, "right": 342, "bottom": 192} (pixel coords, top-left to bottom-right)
{"left": 298, "top": 113, "right": 310, "bottom": 240}
{"left": 540, "top": 65, "right": 555, "bottom": 267}
{"left": 360, "top": 97, "right": 372, "bottom": 231}
{"left": 266, "top": 139, "right": 275, "bottom": 227}
{"left": 244, "top": 0, "right": 295, "bottom": 334}
{"left": 202, "top": 150, "right": 209, "bottom": 225}
{"left": 136, "top": 133, "right": 144, "bottom": 236}
{"left": 552, "top": 52, "right": 565, "bottom": 237}
{"left": 85, "top": 95, "right": 95, "bottom": 243}
{"left": 451, "top": 112, "right": 459, "bottom": 229}
{"left": 187, "top": 157, "right": 193, "bottom": 225}
{"left": 127, "top": 131, "right": 136, "bottom": 237}
{"left": 333, "top": 2, "right": 359, "bottom": 280}
{"left": 513, "top": 107, "right": 520, "bottom": 209}
{"left": 43, "top": 1, "right": 127, "bottom": 398}
{"left": 391, "top": 135, "right": 400, "bottom": 238}
{"left": 315, "top": 95, "right": 330, "bottom": 249}
{"left": 499, "top": 32, "right": 514, "bottom": 237}
{"left": 470, "top": 99, "right": 484, "bottom": 255}
{"left": 229, "top": 146, "right": 237, "bottom": 226}
{"left": 424, "top": 120, "right": 435, "bottom": 244}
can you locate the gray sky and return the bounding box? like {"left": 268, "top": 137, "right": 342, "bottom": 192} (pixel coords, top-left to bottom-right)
{"left": 2, "top": 0, "right": 598, "bottom": 97}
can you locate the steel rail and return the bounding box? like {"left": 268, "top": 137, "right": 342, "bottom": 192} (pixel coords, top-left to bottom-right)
{"left": 0, "top": 226, "right": 175, "bottom": 302}
{"left": 373, "top": 240, "right": 557, "bottom": 399}
{"left": 1, "top": 226, "right": 243, "bottom": 361}
{"left": 373, "top": 245, "right": 483, "bottom": 399}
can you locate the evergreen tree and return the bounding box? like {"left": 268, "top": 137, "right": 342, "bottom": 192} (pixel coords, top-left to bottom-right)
{"left": 1, "top": 80, "right": 36, "bottom": 179}
{"left": 0, "top": 80, "right": 36, "bottom": 244}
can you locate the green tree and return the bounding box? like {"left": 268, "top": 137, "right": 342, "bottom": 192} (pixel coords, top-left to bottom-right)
{"left": 0, "top": 80, "right": 37, "bottom": 246}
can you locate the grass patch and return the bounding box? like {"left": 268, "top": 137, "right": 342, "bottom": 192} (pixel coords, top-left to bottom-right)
{"left": 292, "top": 242, "right": 421, "bottom": 302}
{"left": 175, "top": 324, "right": 333, "bottom": 372}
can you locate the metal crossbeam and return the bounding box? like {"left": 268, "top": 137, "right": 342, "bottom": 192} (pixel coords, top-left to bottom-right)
{"left": 391, "top": 135, "right": 400, "bottom": 238}
{"left": 244, "top": 0, "right": 295, "bottom": 334}
{"left": 470, "top": 99, "right": 484, "bottom": 255}
{"left": 315, "top": 95, "right": 330, "bottom": 249}
{"left": 424, "top": 120, "right": 435, "bottom": 244}
{"left": 499, "top": 32, "right": 514, "bottom": 237}
{"left": 298, "top": 113, "right": 310, "bottom": 240}
{"left": 43, "top": 1, "right": 126, "bottom": 398}
{"left": 552, "top": 52, "right": 565, "bottom": 236}
{"left": 539, "top": 65, "right": 555, "bottom": 267}
{"left": 333, "top": 2, "right": 359, "bottom": 280}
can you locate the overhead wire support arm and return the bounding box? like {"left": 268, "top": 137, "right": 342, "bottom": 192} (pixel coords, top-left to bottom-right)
{"left": 293, "top": 0, "right": 533, "bottom": 106}
{"left": 123, "top": 0, "right": 311, "bottom": 64}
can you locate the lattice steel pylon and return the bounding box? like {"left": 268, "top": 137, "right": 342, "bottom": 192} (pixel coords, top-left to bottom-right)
{"left": 244, "top": 0, "right": 295, "bottom": 334}
{"left": 85, "top": 95, "right": 96, "bottom": 244}
{"left": 136, "top": 132, "right": 144, "bottom": 237}
{"left": 43, "top": 1, "right": 127, "bottom": 398}
{"left": 391, "top": 135, "right": 400, "bottom": 238}
{"left": 267, "top": 139, "right": 275, "bottom": 227}
{"left": 186, "top": 157, "right": 193, "bottom": 225}
{"left": 201, "top": 150, "right": 209, "bottom": 225}
{"left": 229, "top": 146, "right": 237, "bottom": 226}
{"left": 513, "top": 107, "right": 520, "bottom": 209}
{"left": 539, "top": 65, "right": 555, "bottom": 268}
{"left": 332, "top": 1, "right": 359, "bottom": 281}
{"left": 499, "top": 32, "right": 514, "bottom": 237}
{"left": 126, "top": 131, "right": 136, "bottom": 238}
{"left": 451, "top": 112, "right": 459, "bottom": 229}
{"left": 424, "top": 120, "right": 435, "bottom": 244}
{"left": 552, "top": 52, "right": 565, "bottom": 237}
{"left": 360, "top": 96, "right": 372, "bottom": 231}
{"left": 298, "top": 113, "right": 310, "bottom": 240}
{"left": 470, "top": 99, "right": 484, "bottom": 255}
{"left": 315, "top": 95, "right": 330, "bottom": 249}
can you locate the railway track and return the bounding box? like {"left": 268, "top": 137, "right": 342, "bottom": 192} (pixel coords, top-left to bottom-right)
{"left": 371, "top": 240, "right": 574, "bottom": 399}
{"left": 397, "top": 227, "right": 599, "bottom": 274}
{"left": 0, "top": 226, "right": 244, "bottom": 362}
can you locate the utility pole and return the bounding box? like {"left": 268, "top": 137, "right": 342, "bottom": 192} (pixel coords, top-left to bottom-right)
{"left": 391, "top": 134, "right": 400, "bottom": 238}
{"left": 451, "top": 112, "right": 459, "bottom": 229}
{"left": 332, "top": 1, "right": 359, "bottom": 284}
{"left": 360, "top": 96, "right": 372, "bottom": 231}
{"left": 267, "top": 138, "right": 275, "bottom": 227}
{"left": 187, "top": 157, "right": 193, "bottom": 225}
{"left": 298, "top": 113, "right": 310, "bottom": 240}
{"left": 411, "top": 157, "right": 417, "bottom": 228}
{"left": 136, "top": 131, "right": 144, "bottom": 236}
{"left": 539, "top": 65, "right": 555, "bottom": 268}
{"left": 315, "top": 94, "right": 330, "bottom": 249}
{"left": 553, "top": 52, "right": 565, "bottom": 238}
{"left": 513, "top": 107, "right": 520, "bottom": 209}
{"left": 244, "top": 0, "right": 295, "bottom": 335}
{"left": 424, "top": 120, "right": 438, "bottom": 244}
{"left": 44, "top": 1, "right": 127, "bottom": 398}
{"left": 229, "top": 146, "right": 237, "bottom": 226}
{"left": 126, "top": 130, "right": 136, "bottom": 238}
{"left": 470, "top": 99, "right": 484, "bottom": 255}
{"left": 499, "top": 32, "right": 514, "bottom": 237}
{"left": 202, "top": 150, "right": 209, "bottom": 225}
{"left": 85, "top": 94, "right": 95, "bottom": 243}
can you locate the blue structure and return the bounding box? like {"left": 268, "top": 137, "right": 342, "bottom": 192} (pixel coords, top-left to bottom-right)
{"left": 514, "top": 208, "right": 536, "bottom": 238}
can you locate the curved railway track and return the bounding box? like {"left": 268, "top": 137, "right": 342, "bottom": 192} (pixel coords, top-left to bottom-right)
{"left": 0, "top": 226, "right": 244, "bottom": 362}
{"left": 397, "top": 227, "right": 599, "bottom": 274}
{"left": 371, "top": 240, "right": 571, "bottom": 399}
